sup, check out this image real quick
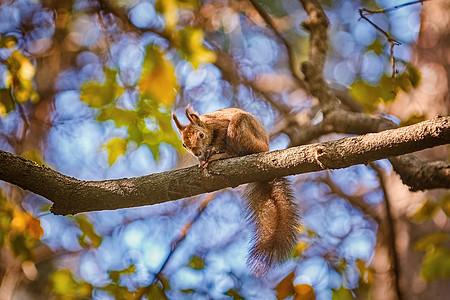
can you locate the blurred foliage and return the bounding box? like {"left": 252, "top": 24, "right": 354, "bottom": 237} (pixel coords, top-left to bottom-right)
{"left": 0, "top": 0, "right": 445, "bottom": 299}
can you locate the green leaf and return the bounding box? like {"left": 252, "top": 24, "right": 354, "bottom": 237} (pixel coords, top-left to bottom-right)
{"left": 74, "top": 215, "right": 103, "bottom": 248}
{"left": 187, "top": 255, "right": 204, "bottom": 269}
{"left": 50, "top": 269, "right": 93, "bottom": 298}
{"left": 349, "top": 80, "right": 381, "bottom": 112}
{"left": 421, "top": 247, "right": 450, "bottom": 281}
{"left": 102, "top": 283, "right": 135, "bottom": 300}
{"left": 104, "top": 138, "right": 128, "bottom": 165}
{"left": 109, "top": 265, "right": 136, "bottom": 283}
{"left": 406, "top": 63, "right": 421, "bottom": 88}
{"left": 80, "top": 68, "right": 123, "bottom": 108}
{"left": 413, "top": 200, "right": 439, "bottom": 223}
{"left": 439, "top": 194, "right": 450, "bottom": 217}
{"left": 415, "top": 233, "right": 450, "bottom": 252}
{"left": 0, "top": 88, "right": 15, "bottom": 115}
{"left": 97, "top": 106, "right": 138, "bottom": 128}
{"left": 332, "top": 286, "right": 354, "bottom": 300}
{"left": 367, "top": 38, "right": 384, "bottom": 55}
{"left": 146, "top": 284, "right": 168, "bottom": 300}
{"left": 10, "top": 234, "right": 34, "bottom": 261}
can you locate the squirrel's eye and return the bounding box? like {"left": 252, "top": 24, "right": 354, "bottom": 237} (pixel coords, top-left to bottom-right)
{"left": 199, "top": 132, "right": 205, "bottom": 139}
{"left": 182, "top": 143, "right": 186, "bottom": 148}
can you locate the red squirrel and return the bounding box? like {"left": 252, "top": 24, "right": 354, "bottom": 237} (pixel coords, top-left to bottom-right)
{"left": 173, "top": 106, "right": 299, "bottom": 275}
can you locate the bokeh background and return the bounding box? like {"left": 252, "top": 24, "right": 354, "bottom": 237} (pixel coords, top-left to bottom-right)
{"left": 0, "top": 0, "right": 449, "bottom": 299}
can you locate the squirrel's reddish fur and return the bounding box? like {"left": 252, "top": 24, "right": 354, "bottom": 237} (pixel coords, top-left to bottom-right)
{"left": 173, "top": 107, "right": 298, "bottom": 275}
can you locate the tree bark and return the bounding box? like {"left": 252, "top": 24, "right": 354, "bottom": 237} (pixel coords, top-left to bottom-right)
{"left": 0, "top": 116, "right": 449, "bottom": 215}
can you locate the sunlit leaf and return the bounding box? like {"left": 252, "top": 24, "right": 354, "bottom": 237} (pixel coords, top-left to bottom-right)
{"left": 74, "top": 215, "right": 103, "bottom": 248}
{"left": 80, "top": 68, "right": 124, "bottom": 108}
{"left": 11, "top": 209, "right": 43, "bottom": 239}
{"left": 0, "top": 88, "right": 14, "bottom": 115}
{"left": 292, "top": 241, "right": 308, "bottom": 258}
{"left": 97, "top": 106, "right": 138, "bottom": 128}
{"left": 225, "top": 289, "right": 244, "bottom": 300}
{"left": 109, "top": 265, "right": 136, "bottom": 283}
{"left": 414, "top": 233, "right": 450, "bottom": 252}
{"left": 5, "top": 51, "right": 39, "bottom": 103}
{"left": 413, "top": 200, "right": 439, "bottom": 223}
{"left": 177, "top": 27, "right": 217, "bottom": 68}
{"left": 22, "top": 150, "right": 45, "bottom": 165}
{"left": 332, "top": 286, "right": 353, "bottom": 300}
{"left": 439, "top": 194, "right": 450, "bottom": 217}
{"left": 138, "top": 46, "right": 177, "bottom": 106}
{"left": 400, "top": 114, "right": 426, "bottom": 127}
{"left": 155, "top": 0, "right": 178, "bottom": 31}
{"left": 50, "top": 269, "right": 93, "bottom": 298}
{"left": 187, "top": 255, "right": 205, "bottom": 269}
{"left": 104, "top": 138, "right": 128, "bottom": 165}
{"left": 276, "top": 271, "right": 295, "bottom": 299}
{"left": 421, "top": 247, "right": 450, "bottom": 281}
{"left": 294, "top": 284, "right": 315, "bottom": 300}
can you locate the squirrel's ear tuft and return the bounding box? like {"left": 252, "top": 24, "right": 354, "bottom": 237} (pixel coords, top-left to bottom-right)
{"left": 172, "top": 113, "right": 186, "bottom": 131}
{"left": 185, "top": 106, "right": 200, "bottom": 124}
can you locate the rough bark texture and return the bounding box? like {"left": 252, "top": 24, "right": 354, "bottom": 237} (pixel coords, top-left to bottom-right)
{"left": 0, "top": 116, "right": 449, "bottom": 215}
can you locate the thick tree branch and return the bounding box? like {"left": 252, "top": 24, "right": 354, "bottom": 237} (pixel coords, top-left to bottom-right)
{"left": 0, "top": 116, "right": 448, "bottom": 215}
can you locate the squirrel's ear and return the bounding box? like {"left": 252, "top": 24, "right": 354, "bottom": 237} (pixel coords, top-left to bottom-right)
{"left": 185, "top": 106, "right": 200, "bottom": 124}
{"left": 172, "top": 113, "right": 185, "bottom": 131}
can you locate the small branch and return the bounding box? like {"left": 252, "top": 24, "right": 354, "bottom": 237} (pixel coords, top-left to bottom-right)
{"left": 247, "top": 0, "right": 307, "bottom": 90}
{"left": 361, "top": 0, "right": 428, "bottom": 15}
{"left": 299, "top": 0, "right": 338, "bottom": 114}
{"left": 150, "top": 193, "right": 215, "bottom": 286}
{"left": 359, "top": 0, "right": 427, "bottom": 78}
{"left": 359, "top": 8, "right": 401, "bottom": 77}
{"left": 0, "top": 116, "right": 448, "bottom": 215}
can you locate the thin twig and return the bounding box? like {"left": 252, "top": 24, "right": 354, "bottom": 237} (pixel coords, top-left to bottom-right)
{"left": 150, "top": 193, "right": 216, "bottom": 285}
{"left": 359, "top": 8, "right": 401, "bottom": 77}
{"left": 359, "top": 0, "right": 427, "bottom": 78}
{"left": 247, "top": 0, "right": 307, "bottom": 90}
{"left": 361, "top": 0, "right": 428, "bottom": 15}
{"left": 370, "top": 162, "right": 403, "bottom": 300}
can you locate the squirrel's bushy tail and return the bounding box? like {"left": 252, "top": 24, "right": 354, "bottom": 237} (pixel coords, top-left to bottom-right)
{"left": 245, "top": 178, "right": 299, "bottom": 276}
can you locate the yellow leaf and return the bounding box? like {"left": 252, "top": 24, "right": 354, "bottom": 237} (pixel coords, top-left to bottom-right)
{"left": 294, "top": 284, "right": 315, "bottom": 300}
{"left": 413, "top": 200, "right": 439, "bottom": 223}
{"left": 5, "top": 51, "right": 39, "bottom": 103}
{"left": 11, "top": 209, "right": 43, "bottom": 239}
{"left": 155, "top": 0, "right": 178, "bottom": 31}
{"left": 138, "top": 46, "right": 177, "bottom": 105}
{"left": 80, "top": 68, "right": 123, "bottom": 108}
{"left": 104, "top": 138, "right": 128, "bottom": 166}
{"left": 276, "top": 271, "right": 295, "bottom": 300}
{"left": 74, "top": 215, "right": 103, "bottom": 248}
{"left": 177, "top": 27, "right": 217, "bottom": 68}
